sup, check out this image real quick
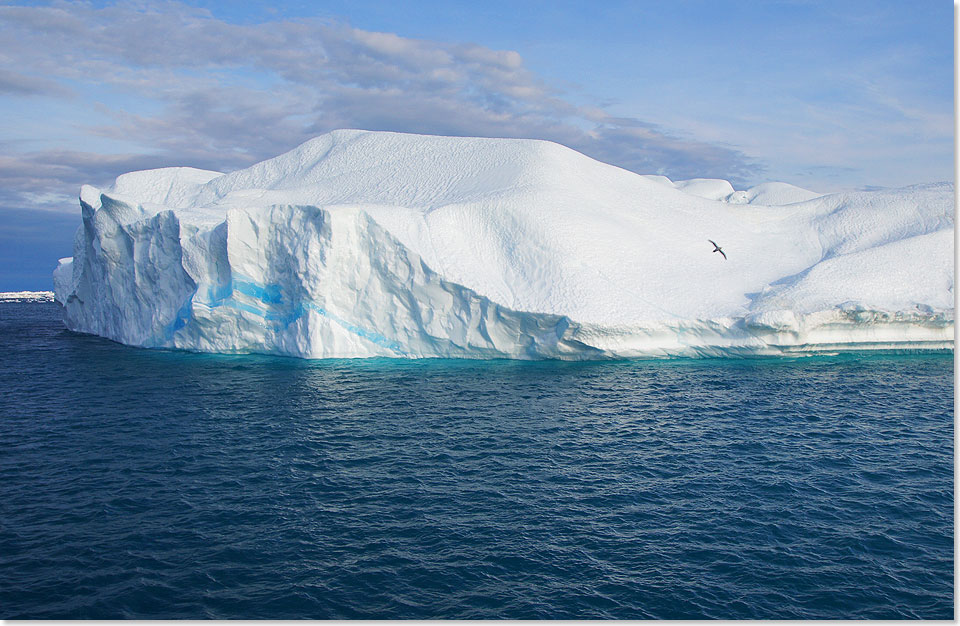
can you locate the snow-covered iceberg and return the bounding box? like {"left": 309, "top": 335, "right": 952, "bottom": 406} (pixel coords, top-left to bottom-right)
{"left": 53, "top": 130, "right": 954, "bottom": 358}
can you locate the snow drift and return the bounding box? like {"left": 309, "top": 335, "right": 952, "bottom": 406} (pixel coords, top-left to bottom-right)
{"left": 54, "top": 130, "right": 954, "bottom": 358}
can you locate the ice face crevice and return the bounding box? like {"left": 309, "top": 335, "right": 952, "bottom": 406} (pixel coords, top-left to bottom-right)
{"left": 53, "top": 129, "right": 954, "bottom": 358}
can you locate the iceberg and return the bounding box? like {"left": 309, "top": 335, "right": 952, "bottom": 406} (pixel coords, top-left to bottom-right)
{"left": 53, "top": 130, "right": 954, "bottom": 358}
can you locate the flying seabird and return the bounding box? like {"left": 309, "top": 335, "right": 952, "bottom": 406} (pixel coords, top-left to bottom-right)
{"left": 708, "top": 239, "right": 727, "bottom": 260}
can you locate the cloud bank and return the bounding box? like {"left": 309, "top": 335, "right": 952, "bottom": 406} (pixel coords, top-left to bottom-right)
{"left": 0, "top": 1, "right": 760, "bottom": 216}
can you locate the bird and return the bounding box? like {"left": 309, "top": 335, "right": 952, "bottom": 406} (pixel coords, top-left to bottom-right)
{"left": 708, "top": 239, "right": 727, "bottom": 260}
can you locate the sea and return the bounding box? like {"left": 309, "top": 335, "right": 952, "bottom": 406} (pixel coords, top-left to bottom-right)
{"left": 0, "top": 299, "right": 953, "bottom": 619}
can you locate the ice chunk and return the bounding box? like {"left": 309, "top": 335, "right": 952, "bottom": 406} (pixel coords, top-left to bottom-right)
{"left": 742, "top": 182, "right": 822, "bottom": 205}
{"left": 673, "top": 178, "right": 736, "bottom": 201}
{"left": 0, "top": 291, "right": 54, "bottom": 302}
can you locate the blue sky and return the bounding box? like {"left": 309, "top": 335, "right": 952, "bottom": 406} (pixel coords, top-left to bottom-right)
{"left": 0, "top": 0, "right": 954, "bottom": 290}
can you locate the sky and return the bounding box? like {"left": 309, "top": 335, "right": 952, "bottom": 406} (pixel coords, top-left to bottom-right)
{"left": 0, "top": 0, "right": 954, "bottom": 290}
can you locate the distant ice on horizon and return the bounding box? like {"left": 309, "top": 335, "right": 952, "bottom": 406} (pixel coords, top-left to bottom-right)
{"left": 53, "top": 130, "right": 954, "bottom": 359}
{"left": 1, "top": 291, "right": 55, "bottom": 303}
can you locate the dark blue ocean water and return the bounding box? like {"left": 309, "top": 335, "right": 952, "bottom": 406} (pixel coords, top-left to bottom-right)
{"left": 0, "top": 302, "right": 953, "bottom": 619}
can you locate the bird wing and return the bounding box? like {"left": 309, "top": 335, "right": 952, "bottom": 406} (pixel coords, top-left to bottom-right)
{"left": 708, "top": 239, "right": 717, "bottom": 247}
{"left": 719, "top": 249, "right": 727, "bottom": 260}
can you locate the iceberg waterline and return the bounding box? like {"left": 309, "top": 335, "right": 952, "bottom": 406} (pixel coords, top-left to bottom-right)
{"left": 53, "top": 130, "right": 954, "bottom": 359}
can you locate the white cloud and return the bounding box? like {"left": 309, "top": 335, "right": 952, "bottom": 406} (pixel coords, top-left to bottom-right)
{"left": 0, "top": 0, "right": 760, "bottom": 213}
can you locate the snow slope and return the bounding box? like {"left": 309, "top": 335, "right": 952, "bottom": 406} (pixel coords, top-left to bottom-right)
{"left": 54, "top": 130, "right": 954, "bottom": 358}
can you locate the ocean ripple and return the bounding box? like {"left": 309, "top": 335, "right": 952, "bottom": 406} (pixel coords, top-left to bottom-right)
{"left": 0, "top": 302, "right": 953, "bottom": 618}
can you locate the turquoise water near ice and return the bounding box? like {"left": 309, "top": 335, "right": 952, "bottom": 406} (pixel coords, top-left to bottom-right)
{"left": 0, "top": 302, "right": 953, "bottom": 618}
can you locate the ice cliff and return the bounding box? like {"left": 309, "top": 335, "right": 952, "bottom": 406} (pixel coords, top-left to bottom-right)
{"left": 54, "top": 130, "right": 954, "bottom": 358}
